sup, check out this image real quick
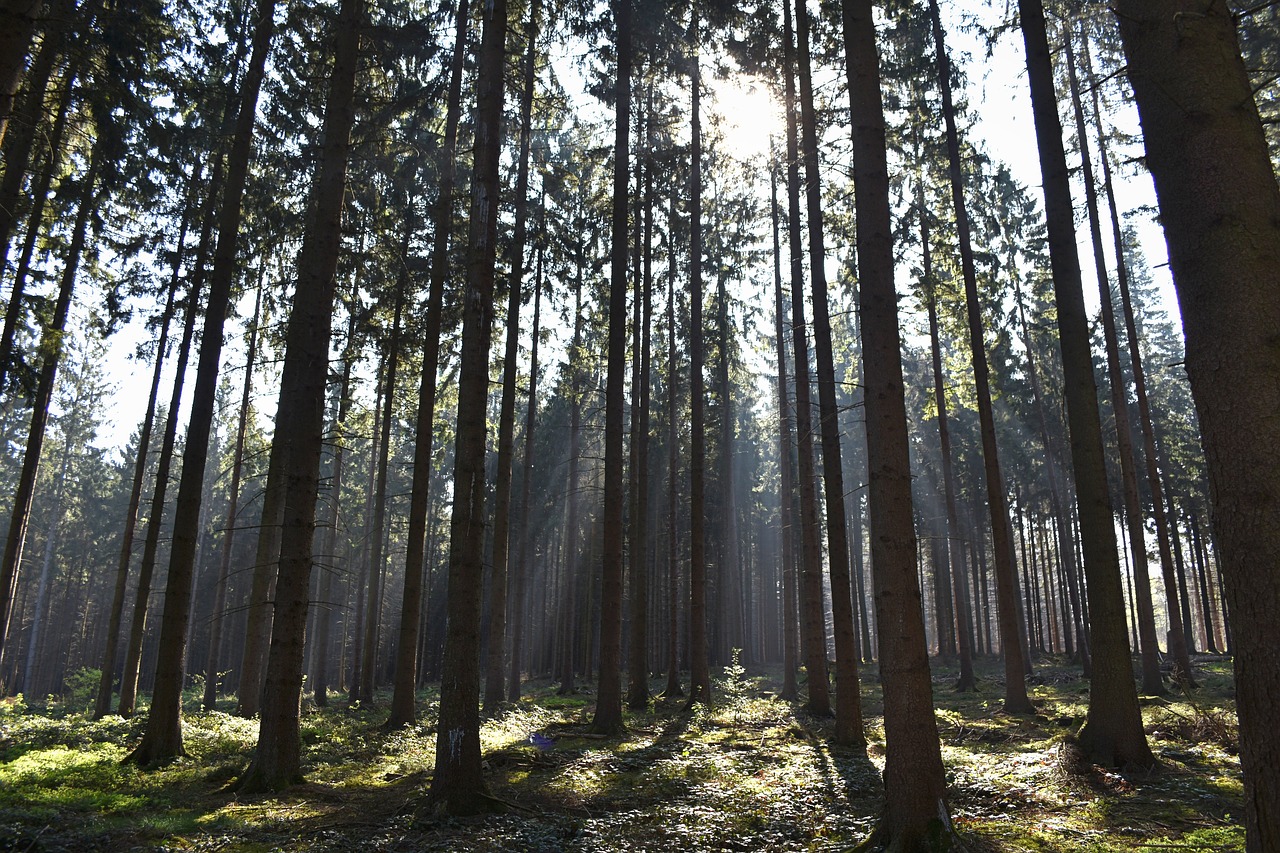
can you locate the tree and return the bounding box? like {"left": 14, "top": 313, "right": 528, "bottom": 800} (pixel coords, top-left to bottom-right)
{"left": 426, "top": 0, "right": 508, "bottom": 811}
{"left": 1113, "top": 1, "right": 1280, "bottom": 846}
{"left": 840, "top": 1, "right": 954, "bottom": 846}
{"left": 125, "top": 0, "right": 279, "bottom": 767}
{"left": 1016, "top": 0, "right": 1153, "bottom": 769}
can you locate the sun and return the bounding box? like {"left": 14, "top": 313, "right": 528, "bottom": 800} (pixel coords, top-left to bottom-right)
{"left": 706, "top": 74, "right": 785, "bottom": 161}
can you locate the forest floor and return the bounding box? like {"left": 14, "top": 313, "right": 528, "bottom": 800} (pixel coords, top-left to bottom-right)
{"left": 0, "top": 657, "right": 1244, "bottom": 852}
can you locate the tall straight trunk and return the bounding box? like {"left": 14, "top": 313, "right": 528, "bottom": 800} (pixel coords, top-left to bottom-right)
{"left": 94, "top": 175, "right": 194, "bottom": 718}
{"left": 117, "top": 271, "right": 203, "bottom": 718}
{"left": 236, "top": 0, "right": 361, "bottom": 792}
{"left": 428, "top": 0, "right": 507, "bottom": 809}
{"left": 627, "top": 85, "right": 653, "bottom": 711}
{"left": 918, "top": 161, "right": 974, "bottom": 691}
{"left": 203, "top": 284, "right": 262, "bottom": 711}
{"left": 591, "top": 0, "right": 630, "bottom": 735}
{"left": 1114, "top": 1, "right": 1280, "bottom": 844}
{"left": 508, "top": 237, "right": 543, "bottom": 702}
{"left": 314, "top": 298, "right": 360, "bottom": 706}
{"left": 927, "top": 0, "right": 1030, "bottom": 713}
{"left": 359, "top": 289, "right": 403, "bottom": 704}
{"left": 386, "top": 0, "right": 471, "bottom": 729}
{"left": 485, "top": 0, "right": 539, "bottom": 713}
{"left": 1017, "top": 0, "right": 1153, "bottom": 769}
{"left": 347, "top": 386, "right": 379, "bottom": 700}
{"left": 1012, "top": 274, "right": 1090, "bottom": 673}
{"left": 781, "top": 0, "right": 828, "bottom": 717}
{"left": 685, "top": 6, "right": 710, "bottom": 706}
{"left": 0, "top": 0, "right": 42, "bottom": 148}
{"left": 1061, "top": 32, "right": 1170, "bottom": 693}
{"left": 795, "top": 0, "right": 861, "bottom": 741}
{"left": 557, "top": 263, "right": 584, "bottom": 694}
{"left": 770, "top": 165, "right": 799, "bottom": 702}
{"left": 0, "top": 151, "right": 97, "bottom": 661}
{"left": 840, "top": 0, "right": 954, "bottom": 845}
{"left": 662, "top": 193, "right": 682, "bottom": 699}
{"left": 1076, "top": 29, "right": 1192, "bottom": 683}
{"left": 125, "top": 0, "right": 278, "bottom": 767}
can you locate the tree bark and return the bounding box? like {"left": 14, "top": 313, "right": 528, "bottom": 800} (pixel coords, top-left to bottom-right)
{"left": 385, "top": 0, "right": 471, "bottom": 730}
{"left": 125, "top": 0, "right": 278, "bottom": 767}
{"left": 0, "top": 0, "right": 43, "bottom": 148}
{"left": 795, "top": 0, "right": 862, "bottom": 741}
{"left": 841, "top": 0, "right": 954, "bottom": 845}
{"left": 1017, "top": 0, "right": 1153, "bottom": 769}
{"left": 235, "top": 0, "right": 361, "bottom": 792}
{"left": 427, "top": 0, "right": 507, "bottom": 811}
{"left": 1113, "top": 0, "right": 1280, "bottom": 843}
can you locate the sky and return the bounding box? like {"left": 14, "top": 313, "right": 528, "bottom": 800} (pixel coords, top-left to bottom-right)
{"left": 88, "top": 1, "right": 1182, "bottom": 454}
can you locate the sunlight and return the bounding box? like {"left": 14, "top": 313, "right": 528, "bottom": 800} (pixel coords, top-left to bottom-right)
{"left": 706, "top": 74, "right": 784, "bottom": 161}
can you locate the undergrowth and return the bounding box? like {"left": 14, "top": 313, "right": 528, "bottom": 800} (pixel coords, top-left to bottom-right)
{"left": 0, "top": 658, "right": 1244, "bottom": 851}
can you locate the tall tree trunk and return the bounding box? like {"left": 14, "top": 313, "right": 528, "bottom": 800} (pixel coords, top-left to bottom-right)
{"left": 841, "top": 0, "right": 954, "bottom": 845}
{"left": 927, "top": 0, "right": 1030, "bottom": 713}
{"left": 235, "top": 0, "right": 361, "bottom": 792}
{"left": 795, "top": 0, "right": 862, "bottom": 742}
{"left": 124, "top": 0, "right": 278, "bottom": 767}
{"left": 781, "top": 0, "right": 828, "bottom": 717}
{"left": 117, "top": 268, "right": 203, "bottom": 718}
{"left": 0, "top": 151, "right": 97, "bottom": 661}
{"left": 508, "top": 235, "right": 543, "bottom": 702}
{"left": 770, "top": 164, "right": 799, "bottom": 702}
{"left": 360, "top": 287, "right": 404, "bottom": 704}
{"left": 1062, "top": 30, "right": 1172, "bottom": 693}
{"left": 685, "top": 6, "right": 710, "bottom": 706}
{"left": 1114, "top": 0, "right": 1280, "bottom": 844}
{"left": 314, "top": 294, "right": 360, "bottom": 706}
{"left": 917, "top": 150, "right": 974, "bottom": 692}
{"left": 662, "top": 192, "right": 682, "bottom": 700}
{"left": 94, "top": 174, "right": 194, "bottom": 718}
{"left": 627, "top": 84, "right": 653, "bottom": 711}
{"left": 485, "top": 0, "right": 539, "bottom": 713}
{"left": 385, "top": 0, "right": 471, "bottom": 729}
{"left": 427, "top": 0, "right": 507, "bottom": 810}
{"left": 557, "top": 255, "right": 585, "bottom": 695}
{"left": 203, "top": 283, "right": 262, "bottom": 711}
{"left": 1017, "top": 0, "right": 1153, "bottom": 769}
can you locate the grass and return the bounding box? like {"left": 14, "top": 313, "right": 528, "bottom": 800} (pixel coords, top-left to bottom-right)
{"left": 0, "top": 658, "right": 1245, "bottom": 851}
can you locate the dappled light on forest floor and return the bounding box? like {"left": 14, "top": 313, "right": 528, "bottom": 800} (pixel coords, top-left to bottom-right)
{"left": 0, "top": 659, "right": 1243, "bottom": 851}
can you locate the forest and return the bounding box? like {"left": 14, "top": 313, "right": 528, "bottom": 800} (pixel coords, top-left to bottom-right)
{"left": 0, "top": 0, "right": 1277, "bottom": 849}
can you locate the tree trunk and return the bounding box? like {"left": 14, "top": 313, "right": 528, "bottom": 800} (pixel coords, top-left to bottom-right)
{"left": 795, "top": 0, "right": 862, "bottom": 741}
{"left": 508, "top": 235, "right": 543, "bottom": 702}
{"left": 841, "top": 0, "right": 954, "bottom": 845}
{"left": 117, "top": 266, "right": 203, "bottom": 718}
{"left": 685, "top": 6, "right": 710, "bottom": 706}
{"left": 203, "top": 283, "right": 262, "bottom": 711}
{"left": 662, "top": 191, "right": 682, "bottom": 700}
{"left": 770, "top": 165, "right": 799, "bottom": 703}
{"left": 485, "top": 0, "right": 539, "bottom": 713}
{"left": 781, "top": 0, "right": 827, "bottom": 717}
{"left": 95, "top": 173, "right": 194, "bottom": 718}
{"left": 235, "top": 0, "right": 361, "bottom": 793}
{"left": 928, "top": 0, "right": 1031, "bottom": 713}
{"left": 124, "top": 0, "right": 278, "bottom": 767}
{"left": 1114, "top": 0, "right": 1280, "bottom": 844}
{"left": 427, "top": 0, "right": 507, "bottom": 810}
{"left": 385, "top": 0, "right": 471, "bottom": 730}
{"left": 1017, "top": 0, "right": 1153, "bottom": 769}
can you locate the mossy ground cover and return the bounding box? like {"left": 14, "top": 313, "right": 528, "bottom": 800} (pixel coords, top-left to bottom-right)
{"left": 0, "top": 658, "right": 1243, "bottom": 851}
